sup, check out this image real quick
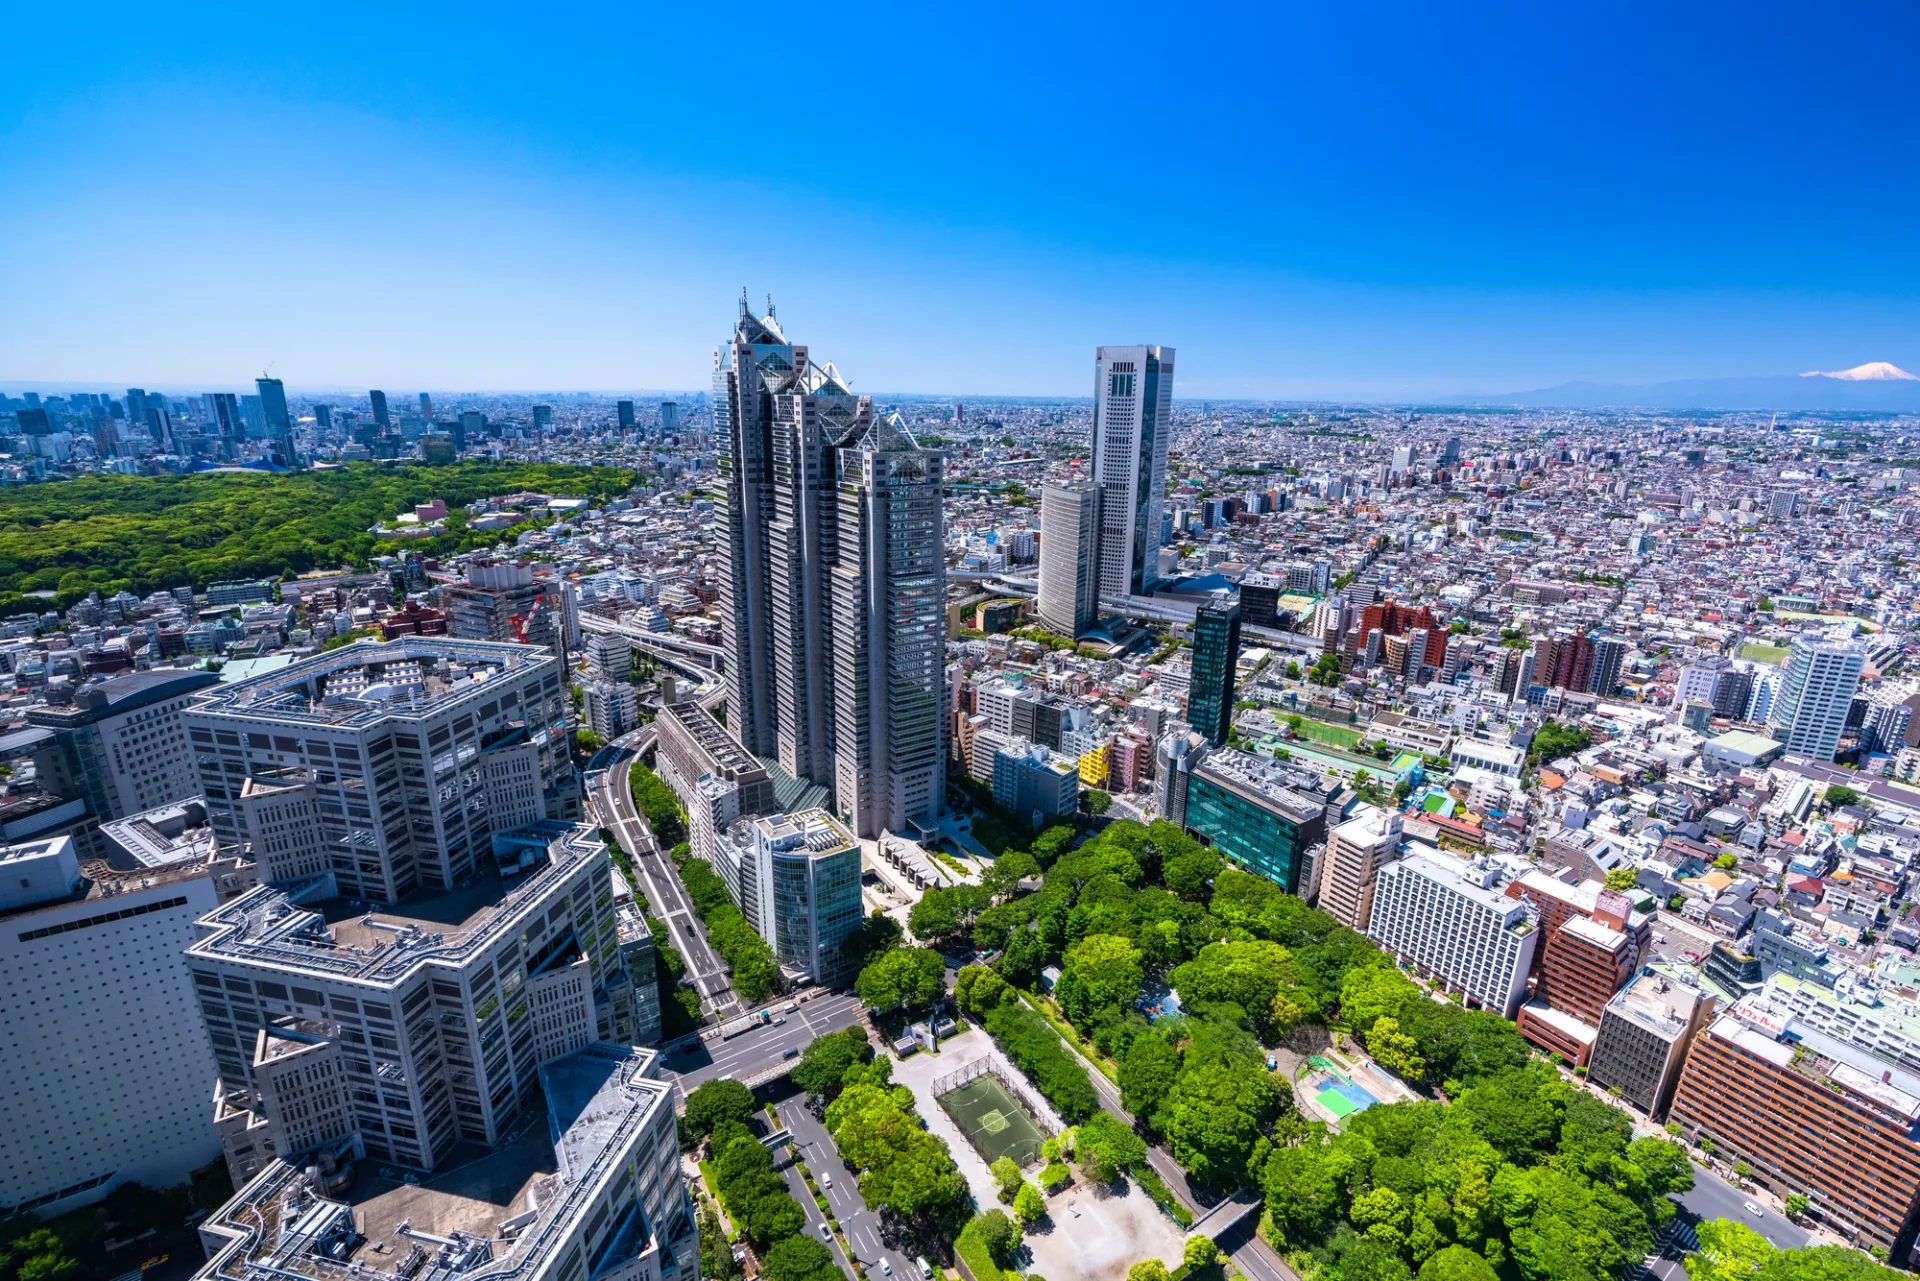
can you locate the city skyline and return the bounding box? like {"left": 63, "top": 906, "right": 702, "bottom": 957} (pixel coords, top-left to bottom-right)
{"left": 7, "top": 4, "right": 1920, "bottom": 397}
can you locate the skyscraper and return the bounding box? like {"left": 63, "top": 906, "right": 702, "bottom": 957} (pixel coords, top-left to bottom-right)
{"left": 202, "top": 392, "right": 240, "bottom": 438}
{"left": 1588, "top": 635, "right": 1628, "bottom": 696}
{"left": 1089, "top": 344, "right": 1175, "bottom": 597}
{"left": 368, "top": 388, "right": 390, "bottom": 432}
{"left": 661, "top": 401, "right": 680, "bottom": 434}
{"left": 1037, "top": 484, "right": 1098, "bottom": 638}
{"left": 713, "top": 296, "right": 946, "bottom": 837}
{"left": 1187, "top": 600, "right": 1242, "bottom": 747}
{"left": 418, "top": 391, "right": 433, "bottom": 417}
{"left": 617, "top": 399, "right": 636, "bottom": 431}
{"left": 1770, "top": 635, "right": 1865, "bottom": 761}
{"left": 255, "top": 376, "right": 295, "bottom": 466}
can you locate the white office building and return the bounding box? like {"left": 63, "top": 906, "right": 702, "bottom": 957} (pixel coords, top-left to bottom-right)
{"left": 1368, "top": 848, "right": 1540, "bottom": 1018}
{"left": 1037, "top": 484, "right": 1098, "bottom": 638}
{"left": 0, "top": 835, "right": 223, "bottom": 1216}
{"left": 1090, "top": 345, "right": 1175, "bottom": 598}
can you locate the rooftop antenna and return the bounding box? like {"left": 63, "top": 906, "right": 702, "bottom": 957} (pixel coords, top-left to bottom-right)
{"left": 739, "top": 287, "right": 749, "bottom": 319}
{"left": 767, "top": 293, "right": 776, "bottom": 319}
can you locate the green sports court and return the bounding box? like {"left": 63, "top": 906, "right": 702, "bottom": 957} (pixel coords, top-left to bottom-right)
{"left": 937, "top": 1073, "right": 1048, "bottom": 1169}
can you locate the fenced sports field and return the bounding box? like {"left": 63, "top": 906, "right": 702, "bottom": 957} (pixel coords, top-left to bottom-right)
{"left": 934, "top": 1056, "right": 1050, "bottom": 1169}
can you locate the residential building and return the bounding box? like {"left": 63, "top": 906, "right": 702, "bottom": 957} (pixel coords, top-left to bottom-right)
{"left": 1367, "top": 849, "right": 1540, "bottom": 1018}
{"left": 584, "top": 631, "right": 632, "bottom": 683}
{"left": 585, "top": 681, "right": 640, "bottom": 741}
{"left": 1037, "top": 484, "right": 1099, "bottom": 637}
{"left": 1587, "top": 968, "right": 1715, "bottom": 1117}
{"left": 192, "top": 1043, "right": 694, "bottom": 1281}
{"left": 993, "top": 740, "right": 1080, "bottom": 821}
{"left": 1089, "top": 344, "right": 1175, "bottom": 597}
{"left": 1187, "top": 601, "right": 1242, "bottom": 748}
{"left": 0, "top": 835, "right": 223, "bottom": 1216}
{"left": 1671, "top": 990, "right": 1920, "bottom": 1258}
{"left": 1770, "top": 635, "right": 1866, "bottom": 761}
{"left": 27, "top": 667, "right": 221, "bottom": 855}
{"left": 183, "top": 638, "right": 577, "bottom": 904}
{"left": 1317, "top": 805, "right": 1404, "bottom": 932}
{"left": 1181, "top": 748, "right": 1327, "bottom": 893}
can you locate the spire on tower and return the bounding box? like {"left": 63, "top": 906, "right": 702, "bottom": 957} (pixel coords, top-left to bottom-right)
{"left": 740, "top": 286, "right": 750, "bottom": 318}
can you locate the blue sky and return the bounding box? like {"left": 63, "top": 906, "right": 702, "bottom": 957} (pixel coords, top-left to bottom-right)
{"left": 4, "top": 1, "right": 1919, "bottom": 399}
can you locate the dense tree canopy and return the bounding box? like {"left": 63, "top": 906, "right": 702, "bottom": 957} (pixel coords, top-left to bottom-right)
{"left": 855, "top": 946, "right": 946, "bottom": 1013}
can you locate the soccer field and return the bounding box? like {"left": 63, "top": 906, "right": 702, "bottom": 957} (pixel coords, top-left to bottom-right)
{"left": 938, "top": 1073, "right": 1047, "bottom": 1169}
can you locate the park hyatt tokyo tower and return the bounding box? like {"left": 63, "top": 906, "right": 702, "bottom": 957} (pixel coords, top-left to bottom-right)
{"left": 712, "top": 293, "right": 947, "bottom": 838}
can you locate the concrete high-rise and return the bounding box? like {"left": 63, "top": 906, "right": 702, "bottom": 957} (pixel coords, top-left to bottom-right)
{"left": 714, "top": 296, "right": 946, "bottom": 837}
{"left": 1770, "top": 635, "right": 1866, "bottom": 761}
{"left": 255, "top": 376, "right": 295, "bottom": 466}
{"left": 1036, "top": 484, "right": 1098, "bottom": 638}
{"left": 1089, "top": 345, "right": 1175, "bottom": 598}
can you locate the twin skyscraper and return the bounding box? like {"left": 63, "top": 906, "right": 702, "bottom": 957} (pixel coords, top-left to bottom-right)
{"left": 1036, "top": 344, "right": 1177, "bottom": 637}
{"left": 713, "top": 296, "right": 948, "bottom": 839}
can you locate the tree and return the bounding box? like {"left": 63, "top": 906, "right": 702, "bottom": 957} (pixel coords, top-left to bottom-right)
{"left": 1327, "top": 1237, "right": 1414, "bottom": 1281}
{"left": 1825, "top": 786, "right": 1862, "bottom": 811}
{"left": 1605, "top": 867, "right": 1638, "bottom": 892}
{"left": 1001, "top": 927, "right": 1048, "bottom": 988}
{"left": 1164, "top": 1050, "right": 1284, "bottom": 1187}
{"left": 1127, "top": 1261, "right": 1171, "bottom": 1281}
{"left": 1367, "top": 1016, "right": 1426, "bottom": 1081}
{"left": 1013, "top": 1181, "right": 1047, "bottom": 1227}
{"left": 1085, "top": 789, "right": 1113, "bottom": 815}
{"left": 0, "top": 1231, "right": 80, "bottom": 1281}
{"left": 1164, "top": 848, "right": 1225, "bottom": 901}
{"left": 1120, "top": 1032, "right": 1182, "bottom": 1127}
{"left": 974, "top": 1209, "right": 1022, "bottom": 1268}
{"left": 1685, "top": 1219, "right": 1775, "bottom": 1281}
{"left": 1341, "top": 964, "right": 1420, "bottom": 1032}
{"left": 1076, "top": 1109, "right": 1148, "bottom": 1182}
{"left": 1171, "top": 939, "right": 1307, "bottom": 1039}
{"left": 855, "top": 946, "right": 946, "bottom": 1013}
{"left": 1417, "top": 1246, "right": 1500, "bottom": 1281}
{"left": 792, "top": 1028, "right": 874, "bottom": 1101}
{"left": 1350, "top": 1186, "right": 1410, "bottom": 1246}
{"left": 956, "top": 963, "right": 1012, "bottom": 1019}
{"left": 1183, "top": 1235, "right": 1219, "bottom": 1271}
{"left": 760, "top": 1237, "right": 842, "bottom": 1281}
{"left": 991, "top": 1156, "right": 1025, "bottom": 1204}
{"left": 683, "top": 1078, "right": 755, "bottom": 1141}
{"left": 1057, "top": 934, "right": 1145, "bottom": 1025}
{"left": 1783, "top": 1193, "right": 1809, "bottom": 1221}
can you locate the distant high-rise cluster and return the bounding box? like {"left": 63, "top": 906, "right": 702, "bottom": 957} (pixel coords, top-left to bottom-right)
{"left": 713, "top": 295, "right": 947, "bottom": 837}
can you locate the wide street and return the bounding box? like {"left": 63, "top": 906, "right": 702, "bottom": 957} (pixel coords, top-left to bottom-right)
{"left": 658, "top": 991, "right": 865, "bottom": 1095}
{"left": 776, "top": 1094, "right": 921, "bottom": 1281}
{"left": 589, "top": 730, "right": 742, "bottom": 1020}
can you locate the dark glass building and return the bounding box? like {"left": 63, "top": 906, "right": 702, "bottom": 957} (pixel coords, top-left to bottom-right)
{"left": 1187, "top": 601, "right": 1242, "bottom": 747}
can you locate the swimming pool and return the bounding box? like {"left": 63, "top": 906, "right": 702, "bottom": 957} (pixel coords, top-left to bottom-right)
{"left": 1313, "top": 1075, "right": 1379, "bottom": 1118}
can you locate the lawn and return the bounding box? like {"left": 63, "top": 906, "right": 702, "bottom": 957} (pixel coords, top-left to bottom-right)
{"left": 1288, "top": 716, "right": 1364, "bottom": 749}
{"left": 1738, "top": 641, "right": 1791, "bottom": 666}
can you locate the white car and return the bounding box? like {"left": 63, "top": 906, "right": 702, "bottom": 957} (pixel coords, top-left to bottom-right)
{"left": 882, "top": 1261, "right": 893, "bottom": 1276}
{"left": 1744, "top": 1201, "right": 1764, "bottom": 1216}
{"left": 819, "top": 1224, "right": 832, "bottom": 1241}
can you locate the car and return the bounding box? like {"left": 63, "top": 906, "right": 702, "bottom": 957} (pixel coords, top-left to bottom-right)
{"left": 784, "top": 1001, "right": 799, "bottom": 1013}
{"left": 1744, "top": 1201, "right": 1764, "bottom": 1216}
{"left": 916, "top": 1258, "right": 932, "bottom": 1279}
{"left": 819, "top": 1225, "right": 832, "bottom": 1241}
{"left": 774, "top": 1016, "right": 787, "bottom": 1026}
{"left": 822, "top": 1174, "right": 832, "bottom": 1189}
{"left": 881, "top": 1261, "right": 892, "bottom": 1276}
{"left": 783, "top": 1046, "right": 800, "bottom": 1059}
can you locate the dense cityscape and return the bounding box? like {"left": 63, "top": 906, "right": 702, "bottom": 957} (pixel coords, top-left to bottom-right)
{"left": 1, "top": 291, "right": 1918, "bottom": 1281}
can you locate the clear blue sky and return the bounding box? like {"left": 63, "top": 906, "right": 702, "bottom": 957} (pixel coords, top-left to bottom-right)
{"left": 5, "top": 1, "right": 1918, "bottom": 399}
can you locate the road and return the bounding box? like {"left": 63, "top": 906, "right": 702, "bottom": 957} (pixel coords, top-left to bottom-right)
{"left": 777, "top": 1095, "right": 920, "bottom": 1281}
{"left": 658, "top": 992, "right": 865, "bottom": 1095}
{"left": 1674, "top": 1168, "right": 1809, "bottom": 1250}
{"left": 589, "top": 731, "right": 742, "bottom": 1020}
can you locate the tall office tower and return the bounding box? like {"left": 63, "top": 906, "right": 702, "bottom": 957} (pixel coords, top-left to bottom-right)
{"left": 1391, "top": 443, "right": 1417, "bottom": 471}
{"left": 457, "top": 409, "right": 485, "bottom": 449}
{"left": 182, "top": 638, "right": 577, "bottom": 903}
{"left": 1036, "top": 484, "right": 1098, "bottom": 637}
{"left": 1089, "top": 344, "right": 1175, "bottom": 598}
{"left": 124, "top": 387, "right": 149, "bottom": 427}
{"left": 617, "top": 399, "right": 636, "bottom": 431}
{"left": 1440, "top": 435, "right": 1462, "bottom": 466}
{"left": 583, "top": 631, "right": 632, "bottom": 683}
{"left": 418, "top": 391, "right": 433, "bottom": 416}
{"left": 16, "top": 407, "right": 51, "bottom": 435}
{"left": 208, "top": 391, "right": 242, "bottom": 438}
{"left": 146, "top": 406, "right": 175, "bottom": 450}
{"left": 1769, "top": 635, "right": 1866, "bottom": 761}
{"left": 532, "top": 403, "right": 553, "bottom": 430}
{"left": 1186, "top": 601, "right": 1242, "bottom": 748}
{"left": 1587, "top": 635, "right": 1628, "bottom": 696}
{"left": 714, "top": 296, "right": 947, "bottom": 836}
{"left": 255, "top": 376, "right": 295, "bottom": 465}
{"left": 660, "top": 401, "right": 680, "bottom": 434}
{"left": 26, "top": 669, "right": 221, "bottom": 856}
{"left": 829, "top": 411, "right": 948, "bottom": 837}
{"left": 0, "top": 835, "right": 224, "bottom": 1217}
{"left": 313, "top": 404, "right": 332, "bottom": 429}
{"left": 584, "top": 681, "right": 640, "bottom": 740}
{"left": 654, "top": 701, "right": 776, "bottom": 865}
{"left": 1180, "top": 748, "right": 1327, "bottom": 892}
{"left": 368, "top": 388, "right": 390, "bottom": 431}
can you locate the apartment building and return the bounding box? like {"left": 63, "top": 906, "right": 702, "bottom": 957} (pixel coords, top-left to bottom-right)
{"left": 189, "top": 821, "right": 635, "bottom": 1180}
{"left": 193, "top": 1043, "right": 694, "bottom": 1281}
{"left": 1367, "top": 850, "right": 1540, "bottom": 1018}
{"left": 0, "top": 835, "right": 223, "bottom": 1216}
{"left": 182, "top": 638, "right": 577, "bottom": 904}
{"left": 1317, "top": 805, "right": 1404, "bottom": 932}
{"left": 1587, "top": 968, "right": 1715, "bottom": 1117}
